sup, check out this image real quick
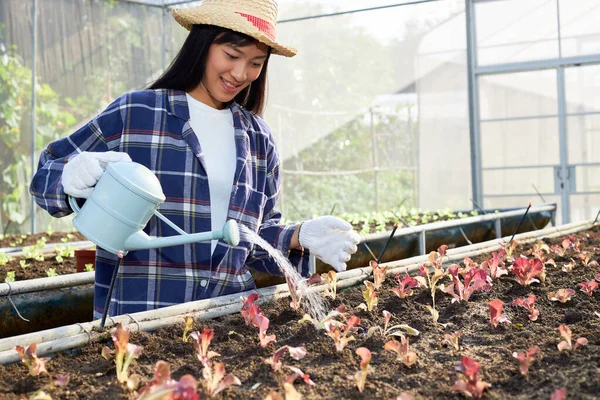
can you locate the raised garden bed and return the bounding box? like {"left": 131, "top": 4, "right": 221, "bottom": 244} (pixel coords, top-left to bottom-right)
{"left": 0, "top": 223, "right": 598, "bottom": 399}
{"left": 0, "top": 232, "right": 85, "bottom": 250}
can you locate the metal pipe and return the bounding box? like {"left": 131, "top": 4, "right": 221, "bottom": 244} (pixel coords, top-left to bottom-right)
{"left": 0, "top": 272, "right": 95, "bottom": 297}
{"left": 30, "top": 0, "right": 38, "bottom": 234}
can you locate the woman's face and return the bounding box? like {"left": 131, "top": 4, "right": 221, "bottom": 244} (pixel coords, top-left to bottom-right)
{"left": 195, "top": 41, "right": 269, "bottom": 109}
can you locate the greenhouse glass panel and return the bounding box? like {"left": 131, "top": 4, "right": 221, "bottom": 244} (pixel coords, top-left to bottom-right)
{"left": 569, "top": 193, "right": 600, "bottom": 222}
{"left": 479, "top": 69, "right": 558, "bottom": 120}
{"left": 483, "top": 167, "right": 554, "bottom": 196}
{"left": 475, "top": 0, "right": 559, "bottom": 66}
{"left": 480, "top": 117, "right": 559, "bottom": 169}
{"left": 559, "top": 0, "right": 600, "bottom": 58}
{"left": 567, "top": 115, "right": 600, "bottom": 165}
{"left": 565, "top": 65, "right": 600, "bottom": 115}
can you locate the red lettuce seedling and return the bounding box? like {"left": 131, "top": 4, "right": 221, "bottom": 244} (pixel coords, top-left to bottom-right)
{"left": 321, "top": 270, "right": 337, "bottom": 299}
{"left": 286, "top": 273, "right": 322, "bottom": 311}
{"left": 366, "top": 310, "right": 420, "bottom": 339}
{"left": 561, "top": 259, "right": 577, "bottom": 273}
{"left": 576, "top": 251, "right": 594, "bottom": 266}
{"left": 190, "top": 328, "right": 220, "bottom": 367}
{"left": 550, "top": 388, "right": 567, "bottom": 400}
{"left": 240, "top": 293, "right": 261, "bottom": 326}
{"left": 417, "top": 245, "right": 448, "bottom": 324}
{"left": 203, "top": 362, "right": 241, "bottom": 397}
{"left": 512, "top": 295, "right": 540, "bottom": 321}
{"left": 137, "top": 360, "right": 199, "bottom": 400}
{"left": 358, "top": 281, "right": 378, "bottom": 312}
{"left": 547, "top": 288, "right": 575, "bottom": 303}
{"left": 353, "top": 347, "right": 372, "bottom": 393}
{"left": 325, "top": 315, "right": 360, "bottom": 352}
{"left": 443, "top": 265, "right": 490, "bottom": 303}
{"left": 384, "top": 337, "right": 417, "bottom": 368}
{"left": 111, "top": 322, "right": 143, "bottom": 384}
{"left": 265, "top": 345, "right": 307, "bottom": 372}
{"left": 286, "top": 365, "right": 315, "bottom": 386}
{"left": 14, "top": 344, "right": 49, "bottom": 376}
{"left": 443, "top": 330, "right": 461, "bottom": 351}
{"left": 489, "top": 299, "right": 510, "bottom": 328}
{"left": 452, "top": 356, "right": 490, "bottom": 399}
{"left": 479, "top": 250, "right": 508, "bottom": 280}
{"left": 253, "top": 313, "right": 277, "bottom": 348}
{"left": 510, "top": 257, "right": 544, "bottom": 286}
{"left": 370, "top": 260, "right": 389, "bottom": 290}
{"left": 557, "top": 324, "right": 588, "bottom": 351}
{"left": 390, "top": 273, "right": 421, "bottom": 299}
{"left": 577, "top": 280, "right": 598, "bottom": 296}
{"left": 500, "top": 239, "right": 517, "bottom": 258}
{"left": 512, "top": 346, "right": 539, "bottom": 376}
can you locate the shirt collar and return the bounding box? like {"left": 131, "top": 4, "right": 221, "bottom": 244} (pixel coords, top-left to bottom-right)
{"left": 167, "top": 89, "right": 250, "bottom": 132}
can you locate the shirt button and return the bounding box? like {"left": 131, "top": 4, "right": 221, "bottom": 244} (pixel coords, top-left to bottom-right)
{"left": 200, "top": 280, "right": 208, "bottom": 288}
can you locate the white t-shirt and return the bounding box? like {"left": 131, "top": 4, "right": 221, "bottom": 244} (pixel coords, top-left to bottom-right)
{"left": 186, "top": 93, "right": 237, "bottom": 255}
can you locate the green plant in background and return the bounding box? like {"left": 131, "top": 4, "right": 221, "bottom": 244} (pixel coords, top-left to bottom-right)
{"left": 19, "top": 259, "right": 29, "bottom": 269}
{"left": 84, "top": 263, "right": 94, "bottom": 272}
{"left": 22, "top": 237, "right": 46, "bottom": 261}
{"left": 54, "top": 244, "right": 75, "bottom": 259}
{"left": 0, "top": 251, "right": 10, "bottom": 266}
{"left": 46, "top": 268, "right": 57, "bottom": 277}
{"left": 4, "top": 270, "right": 15, "bottom": 282}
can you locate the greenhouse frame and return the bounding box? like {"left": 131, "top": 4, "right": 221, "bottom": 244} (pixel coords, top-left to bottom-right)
{"left": 1, "top": 0, "right": 599, "bottom": 232}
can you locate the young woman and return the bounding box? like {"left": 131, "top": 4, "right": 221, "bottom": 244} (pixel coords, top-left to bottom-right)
{"left": 30, "top": 0, "right": 360, "bottom": 319}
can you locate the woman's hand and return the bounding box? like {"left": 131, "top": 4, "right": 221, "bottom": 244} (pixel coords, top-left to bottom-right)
{"left": 296, "top": 216, "right": 361, "bottom": 272}
{"left": 62, "top": 151, "right": 132, "bottom": 198}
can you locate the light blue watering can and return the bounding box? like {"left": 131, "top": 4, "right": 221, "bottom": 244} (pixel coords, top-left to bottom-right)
{"left": 68, "top": 161, "right": 240, "bottom": 255}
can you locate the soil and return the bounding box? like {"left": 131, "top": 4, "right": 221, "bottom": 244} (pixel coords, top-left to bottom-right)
{"left": 0, "top": 232, "right": 86, "bottom": 249}
{"left": 1, "top": 227, "right": 599, "bottom": 400}
{"left": 0, "top": 254, "right": 79, "bottom": 282}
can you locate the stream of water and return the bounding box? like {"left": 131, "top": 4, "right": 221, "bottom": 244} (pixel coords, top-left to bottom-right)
{"left": 239, "top": 225, "right": 327, "bottom": 321}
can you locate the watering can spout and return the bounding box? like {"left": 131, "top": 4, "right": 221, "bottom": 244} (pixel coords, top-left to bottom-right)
{"left": 123, "top": 219, "right": 240, "bottom": 252}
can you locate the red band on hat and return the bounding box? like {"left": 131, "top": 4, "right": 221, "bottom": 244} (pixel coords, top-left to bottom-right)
{"left": 236, "top": 12, "right": 276, "bottom": 41}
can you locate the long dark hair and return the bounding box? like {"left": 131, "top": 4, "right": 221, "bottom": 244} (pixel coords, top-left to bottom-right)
{"left": 149, "top": 25, "right": 271, "bottom": 115}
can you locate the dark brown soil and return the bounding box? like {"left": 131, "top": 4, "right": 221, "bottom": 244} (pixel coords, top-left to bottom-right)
{"left": 0, "top": 254, "right": 79, "bottom": 282}
{"left": 0, "top": 232, "right": 86, "bottom": 249}
{"left": 1, "top": 227, "right": 599, "bottom": 399}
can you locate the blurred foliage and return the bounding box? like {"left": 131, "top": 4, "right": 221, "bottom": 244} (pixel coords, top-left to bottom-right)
{"left": 282, "top": 104, "right": 418, "bottom": 219}
{"left": 0, "top": 34, "right": 83, "bottom": 230}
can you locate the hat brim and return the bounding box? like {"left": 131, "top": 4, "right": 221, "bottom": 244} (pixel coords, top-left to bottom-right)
{"left": 172, "top": 6, "right": 297, "bottom": 58}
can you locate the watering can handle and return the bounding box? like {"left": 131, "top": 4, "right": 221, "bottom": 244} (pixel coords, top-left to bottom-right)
{"left": 68, "top": 195, "right": 81, "bottom": 214}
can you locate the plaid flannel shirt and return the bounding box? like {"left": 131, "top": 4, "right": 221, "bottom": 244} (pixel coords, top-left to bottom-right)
{"left": 30, "top": 89, "right": 309, "bottom": 319}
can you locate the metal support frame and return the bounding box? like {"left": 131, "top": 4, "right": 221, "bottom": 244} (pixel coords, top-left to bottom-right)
{"left": 466, "top": 0, "right": 600, "bottom": 224}
{"left": 466, "top": 0, "right": 483, "bottom": 207}
{"left": 30, "top": 0, "right": 37, "bottom": 234}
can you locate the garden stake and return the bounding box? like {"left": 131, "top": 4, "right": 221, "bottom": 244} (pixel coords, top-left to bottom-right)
{"left": 594, "top": 209, "right": 600, "bottom": 224}
{"left": 99, "top": 250, "right": 124, "bottom": 332}
{"left": 376, "top": 222, "right": 399, "bottom": 264}
{"left": 531, "top": 183, "right": 547, "bottom": 203}
{"left": 363, "top": 243, "right": 377, "bottom": 261}
{"left": 390, "top": 210, "right": 410, "bottom": 227}
{"left": 330, "top": 203, "right": 337, "bottom": 215}
{"left": 469, "top": 198, "right": 487, "bottom": 215}
{"left": 509, "top": 202, "right": 532, "bottom": 244}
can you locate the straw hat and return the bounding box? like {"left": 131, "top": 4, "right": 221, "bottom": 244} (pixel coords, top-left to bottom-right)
{"left": 172, "top": 0, "right": 297, "bottom": 57}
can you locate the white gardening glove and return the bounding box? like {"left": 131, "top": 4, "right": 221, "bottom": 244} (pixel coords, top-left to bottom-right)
{"left": 299, "top": 216, "right": 361, "bottom": 272}
{"left": 62, "top": 151, "right": 132, "bottom": 198}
